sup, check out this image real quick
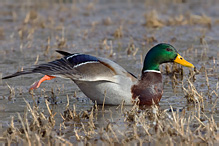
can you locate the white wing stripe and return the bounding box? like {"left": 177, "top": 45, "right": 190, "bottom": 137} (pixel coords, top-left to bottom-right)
{"left": 74, "top": 61, "right": 99, "bottom": 68}
{"left": 66, "top": 53, "right": 80, "bottom": 60}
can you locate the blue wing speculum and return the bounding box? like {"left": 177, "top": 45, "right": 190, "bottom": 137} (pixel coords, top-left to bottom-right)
{"left": 65, "top": 53, "right": 99, "bottom": 68}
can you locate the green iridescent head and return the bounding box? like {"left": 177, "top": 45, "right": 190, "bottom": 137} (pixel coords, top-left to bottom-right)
{"left": 143, "top": 43, "right": 194, "bottom": 72}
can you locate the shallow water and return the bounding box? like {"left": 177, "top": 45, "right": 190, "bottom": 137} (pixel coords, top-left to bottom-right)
{"left": 0, "top": 0, "right": 218, "bottom": 144}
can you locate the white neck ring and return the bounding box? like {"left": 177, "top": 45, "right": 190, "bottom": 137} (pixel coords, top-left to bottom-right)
{"left": 143, "top": 70, "right": 161, "bottom": 73}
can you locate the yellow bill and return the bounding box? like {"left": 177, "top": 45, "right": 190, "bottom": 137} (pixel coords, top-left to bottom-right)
{"left": 174, "top": 54, "right": 194, "bottom": 68}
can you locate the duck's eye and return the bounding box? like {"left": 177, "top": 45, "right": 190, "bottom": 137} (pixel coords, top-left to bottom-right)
{"left": 166, "top": 48, "right": 172, "bottom": 52}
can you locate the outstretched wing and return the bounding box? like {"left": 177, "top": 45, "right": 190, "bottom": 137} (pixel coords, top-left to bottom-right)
{"left": 3, "top": 51, "right": 136, "bottom": 82}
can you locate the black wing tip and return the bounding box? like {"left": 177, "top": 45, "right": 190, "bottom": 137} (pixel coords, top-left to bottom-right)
{"left": 2, "top": 71, "right": 32, "bottom": 80}
{"left": 2, "top": 75, "right": 16, "bottom": 79}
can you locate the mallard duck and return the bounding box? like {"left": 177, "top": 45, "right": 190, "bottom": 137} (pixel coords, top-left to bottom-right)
{"left": 2, "top": 43, "right": 194, "bottom": 105}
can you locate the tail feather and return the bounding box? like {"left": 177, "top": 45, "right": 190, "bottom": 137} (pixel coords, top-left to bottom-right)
{"left": 56, "top": 50, "right": 72, "bottom": 56}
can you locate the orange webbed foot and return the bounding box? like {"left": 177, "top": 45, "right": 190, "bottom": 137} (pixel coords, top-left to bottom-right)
{"left": 29, "top": 75, "right": 56, "bottom": 90}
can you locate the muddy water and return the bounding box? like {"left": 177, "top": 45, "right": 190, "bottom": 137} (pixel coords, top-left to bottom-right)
{"left": 0, "top": 0, "right": 218, "bottom": 144}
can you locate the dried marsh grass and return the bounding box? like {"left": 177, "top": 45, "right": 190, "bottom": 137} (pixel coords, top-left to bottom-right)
{"left": 2, "top": 93, "right": 218, "bottom": 145}
{"left": 144, "top": 10, "right": 213, "bottom": 28}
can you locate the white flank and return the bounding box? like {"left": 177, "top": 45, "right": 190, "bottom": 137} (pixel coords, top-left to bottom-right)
{"left": 144, "top": 70, "right": 161, "bottom": 73}
{"left": 74, "top": 61, "right": 99, "bottom": 68}
{"left": 66, "top": 53, "right": 80, "bottom": 60}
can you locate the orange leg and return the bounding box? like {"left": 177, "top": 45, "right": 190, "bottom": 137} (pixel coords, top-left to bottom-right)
{"left": 29, "top": 75, "right": 56, "bottom": 90}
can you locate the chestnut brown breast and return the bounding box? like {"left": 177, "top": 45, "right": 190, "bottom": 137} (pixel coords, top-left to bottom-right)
{"left": 131, "top": 72, "right": 163, "bottom": 105}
